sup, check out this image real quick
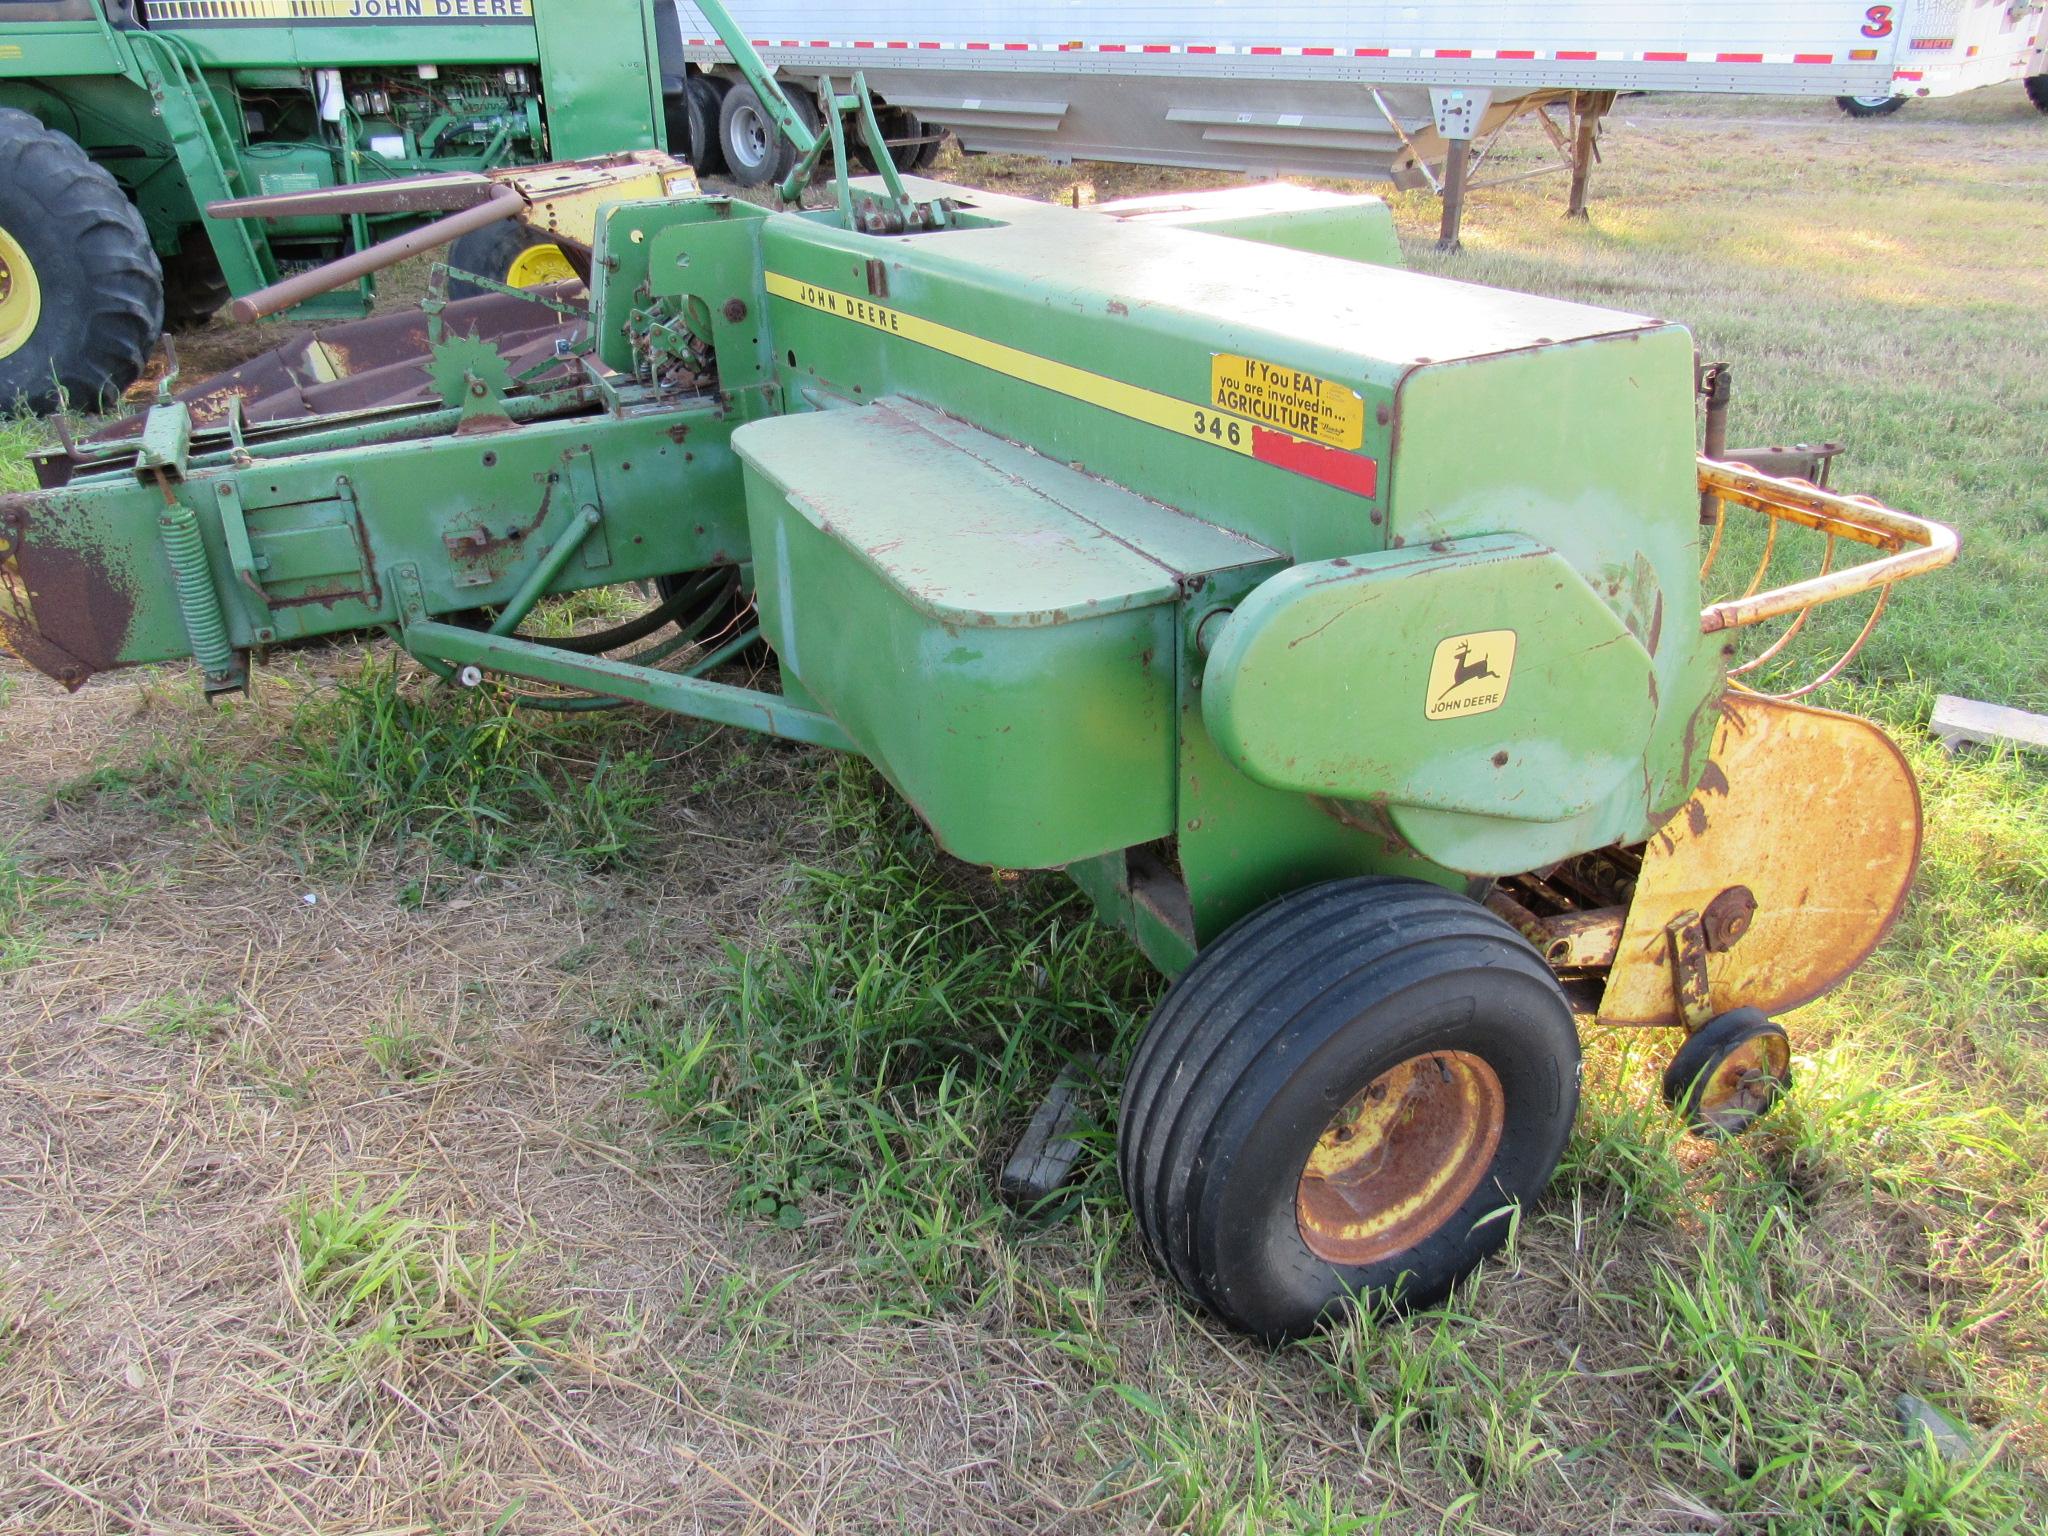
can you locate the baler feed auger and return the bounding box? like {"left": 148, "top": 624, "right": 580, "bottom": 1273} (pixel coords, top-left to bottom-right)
{"left": 0, "top": 9, "right": 1957, "bottom": 1339}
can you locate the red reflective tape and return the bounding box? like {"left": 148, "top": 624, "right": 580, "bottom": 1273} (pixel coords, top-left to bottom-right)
{"left": 1645, "top": 51, "right": 1687, "bottom": 62}
{"left": 1558, "top": 49, "right": 1597, "bottom": 59}
{"left": 1099, "top": 43, "right": 1126, "bottom": 51}
{"left": 918, "top": 40, "right": 940, "bottom": 48}
{"left": 1303, "top": 46, "right": 1334, "bottom": 56}
{"left": 966, "top": 41, "right": 990, "bottom": 49}
{"left": 1435, "top": 48, "right": 1472, "bottom": 58}
{"left": 809, "top": 38, "right": 829, "bottom": 47}
{"left": 885, "top": 40, "right": 909, "bottom": 49}
{"left": 1004, "top": 42, "right": 1028, "bottom": 51}
{"left": 1188, "top": 44, "right": 1217, "bottom": 53}
{"left": 1356, "top": 46, "right": 1389, "bottom": 56}
{"left": 1252, "top": 429, "right": 1378, "bottom": 497}
{"left": 1143, "top": 44, "right": 1171, "bottom": 53}
{"left": 853, "top": 39, "right": 874, "bottom": 48}
{"left": 1894, "top": 69, "right": 1923, "bottom": 79}
{"left": 1498, "top": 49, "right": 1534, "bottom": 59}
{"left": 1794, "top": 52, "right": 1832, "bottom": 63}
{"left": 1250, "top": 45, "right": 1281, "bottom": 55}
{"left": 1717, "top": 52, "right": 1763, "bottom": 62}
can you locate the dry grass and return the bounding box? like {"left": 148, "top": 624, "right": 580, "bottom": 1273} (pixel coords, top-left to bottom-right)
{"left": 2, "top": 84, "right": 2045, "bottom": 1535}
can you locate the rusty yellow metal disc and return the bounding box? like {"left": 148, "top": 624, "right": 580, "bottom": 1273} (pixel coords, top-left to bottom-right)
{"left": 1296, "top": 1050, "right": 1504, "bottom": 1266}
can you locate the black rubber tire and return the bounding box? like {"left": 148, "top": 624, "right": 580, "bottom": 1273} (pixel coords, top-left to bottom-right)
{"left": 1660, "top": 1006, "right": 1792, "bottom": 1140}
{"left": 684, "top": 74, "right": 729, "bottom": 175}
{"left": 1119, "top": 876, "right": 1580, "bottom": 1341}
{"left": 1835, "top": 94, "right": 1907, "bottom": 117}
{"left": 444, "top": 222, "right": 571, "bottom": 302}
{"left": 161, "top": 242, "right": 230, "bottom": 331}
{"left": 0, "top": 108, "right": 162, "bottom": 416}
{"left": 2026, "top": 75, "right": 2048, "bottom": 115}
{"left": 858, "top": 108, "right": 943, "bottom": 174}
{"left": 718, "top": 81, "right": 816, "bottom": 188}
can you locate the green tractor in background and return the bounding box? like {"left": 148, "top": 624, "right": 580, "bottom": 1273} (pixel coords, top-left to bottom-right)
{"left": 0, "top": 0, "right": 689, "bottom": 414}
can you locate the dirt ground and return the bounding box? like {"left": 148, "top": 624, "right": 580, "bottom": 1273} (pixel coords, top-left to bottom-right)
{"left": 4, "top": 85, "right": 2046, "bottom": 1534}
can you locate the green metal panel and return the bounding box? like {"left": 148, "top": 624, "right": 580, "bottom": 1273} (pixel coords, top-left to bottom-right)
{"left": 1202, "top": 533, "right": 1656, "bottom": 823}
{"left": 533, "top": 0, "right": 662, "bottom": 157}
{"left": 1382, "top": 325, "right": 1725, "bottom": 870}
{"left": 735, "top": 396, "right": 1273, "bottom": 870}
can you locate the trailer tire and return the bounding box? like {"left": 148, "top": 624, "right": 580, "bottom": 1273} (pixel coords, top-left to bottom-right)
{"left": 445, "top": 222, "right": 577, "bottom": 302}
{"left": 683, "top": 74, "right": 729, "bottom": 175}
{"left": 1118, "top": 877, "right": 1579, "bottom": 1341}
{"left": 718, "top": 80, "right": 816, "bottom": 188}
{"left": 0, "top": 108, "right": 162, "bottom": 416}
{"left": 1835, "top": 94, "right": 1906, "bottom": 117}
{"left": 162, "top": 243, "right": 230, "bottom": 331}
{"left": 2027, "top": 75, "right": 2048, "bottom": 114}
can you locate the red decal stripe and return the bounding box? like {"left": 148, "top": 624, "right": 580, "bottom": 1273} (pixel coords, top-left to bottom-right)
{"left": 1304, "top": 46, "right": 1334, "bottom": 56}
{"left": 1252, "top": 429, "right": 1378, "bottom": 497}
{"left": 1188, "top": 44, "right": 1216, "bottom": 53}
{"left": 1498, "top": 49, "right": 1534, "bottom": 59}
{"left": 1717, "top": 52, "right": 1763, "bottom": 62}
{"left": 1558, "top": 49, "right": 1597, "bottom": 60}
{"left": 1099, "top": 42, "right": 1125, "bottom": 51}
{"left": 1356, "top": 46, "right": 1389, "bottom": 56}
{"left": 1645, "top": 51, "right": 1687, "bottom": 62}
{"left": 1250, "top": 45, "right": 1281, "bottom": 55}
{"left": 1143, "top": 44, "right": 1171, "bottom": 53}
{"left": 1435, "top": 48, "right": 1472, "bottom": 58}
{"left": 1794, "top": 52, "right": 1832, "bottom": 63}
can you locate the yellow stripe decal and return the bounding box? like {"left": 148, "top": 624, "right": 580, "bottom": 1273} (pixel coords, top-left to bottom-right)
{"left": 763, "top": 270, "right": 1378, "bottom": 496}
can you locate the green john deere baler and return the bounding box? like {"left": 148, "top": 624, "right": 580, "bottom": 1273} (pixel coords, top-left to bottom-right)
{"left": 0, "top": 19, "right": 1955, "bottom": 1338}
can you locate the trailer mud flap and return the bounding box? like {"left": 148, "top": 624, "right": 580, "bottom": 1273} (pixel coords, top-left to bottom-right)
{"left": 1596, "top": 692, "right": 1922, "bottom": 1028}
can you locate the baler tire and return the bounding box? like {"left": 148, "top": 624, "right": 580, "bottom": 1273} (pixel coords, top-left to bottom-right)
{"left": 718, "top": 81, "right": 816, "bottom": 188}
{"left": 1835, "top": 94, "right": 1906, "bottom": 117}
{"left": 2026, "top": 75, "right": 2048, "bottom": 115}
{"left": 444, "top": 222, "right": 574, "bottom": 302}
{"left": 1660, "top": 1007, "right": 1792, "bottom": 1140}
{"left": 0, "top": 108, "right": 163, "bottom": 416}
{"left": 1118, "top": 877, "right": 1579, "bottom": 1341}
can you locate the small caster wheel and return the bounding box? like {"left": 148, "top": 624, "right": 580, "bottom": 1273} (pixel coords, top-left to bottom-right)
{"left": 1661, "top": 1006, "right": 1792, "bottom": 1139}
{"left": 1118, "top": 876, "right": 1580, "bottom": 1340}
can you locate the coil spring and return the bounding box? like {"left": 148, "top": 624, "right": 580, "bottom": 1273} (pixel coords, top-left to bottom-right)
{"left": 159, "top": 507, "right": 234, "bottom": 678}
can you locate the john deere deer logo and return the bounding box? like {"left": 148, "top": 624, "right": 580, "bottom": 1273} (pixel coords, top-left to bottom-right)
{"left": 1425, "top": 630, "right": 1517, "bottom": 720}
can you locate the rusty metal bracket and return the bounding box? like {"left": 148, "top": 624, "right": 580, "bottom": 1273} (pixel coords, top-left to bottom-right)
{"left": 1664, "top": 910, "right": 1714, "bottom": 1033}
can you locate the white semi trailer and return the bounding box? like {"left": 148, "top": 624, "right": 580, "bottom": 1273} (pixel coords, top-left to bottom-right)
{"left": 670, "top": 1, "right": 2047, "bottom": 245}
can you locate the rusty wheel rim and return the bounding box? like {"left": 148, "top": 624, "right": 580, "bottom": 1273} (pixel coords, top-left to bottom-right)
{"left": 1296, "top": 1050, "right": 1506, "bottom": 1267}
{"left": 1695, "top": 1031, "right": 1790, "bottom": 1134}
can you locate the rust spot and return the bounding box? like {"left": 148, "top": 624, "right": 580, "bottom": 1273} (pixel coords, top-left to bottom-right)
{"left": 0, "top": 528, "right": 136, "bottom": 688}
{"left": 1491, "top": 751, "right": 1509, "bottom": 768}
{"left": 1106, "top": 299, "right": 1129, "bottom": 317}
{"left": 722, "top": 298, "right": 749, "bottom": 323}
{"left": 667, "top": 422, "right": 692, "bottom": 444}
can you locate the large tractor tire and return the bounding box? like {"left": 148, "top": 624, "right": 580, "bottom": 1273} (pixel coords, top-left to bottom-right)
{"left": 1835, "top": 93, "right": 1906, "bottom": 117}
{"left": 717, "top": 80, "right": 817, "bottom": 188}
{"left": 444, "top": 221, "right": 579, "bottom": 302}
{"left": 2027, "top": 75, "right": 2048, "bottom": 115}
{"left": 0, "top": 108, "right": 162, "bottom": 416}
{"left": 1119, "top": 877, "right": 1580, "bottom": 1340}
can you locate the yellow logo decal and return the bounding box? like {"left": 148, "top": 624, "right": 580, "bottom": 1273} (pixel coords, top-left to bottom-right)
{"left": 1425, "top": 630, "right": 1516, "bottom": 720}
{"left": 0, "top": 45, "right": 21, "bottom": 59}
{"left": 1209, "top": 353, "right": 1364, "bottom": 450}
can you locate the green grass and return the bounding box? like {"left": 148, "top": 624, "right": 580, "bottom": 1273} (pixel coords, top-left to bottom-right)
{"left": 55, "top": 655, "right": 665, "bottom": 874}
{"left": 291, "top": 1179, "right": 575, "bottom": 1383}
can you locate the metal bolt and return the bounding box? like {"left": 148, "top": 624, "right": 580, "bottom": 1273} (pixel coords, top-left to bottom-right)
{"left": 457, "top": 665, "right": 483, "bottom": 688}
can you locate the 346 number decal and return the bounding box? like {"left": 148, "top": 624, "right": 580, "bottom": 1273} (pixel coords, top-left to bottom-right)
{"left": 1192, "top": 409, "right": 1243, "bottom": 447}
{"left": 1862, "top": 5, "right": 1895, "bottom": 38}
